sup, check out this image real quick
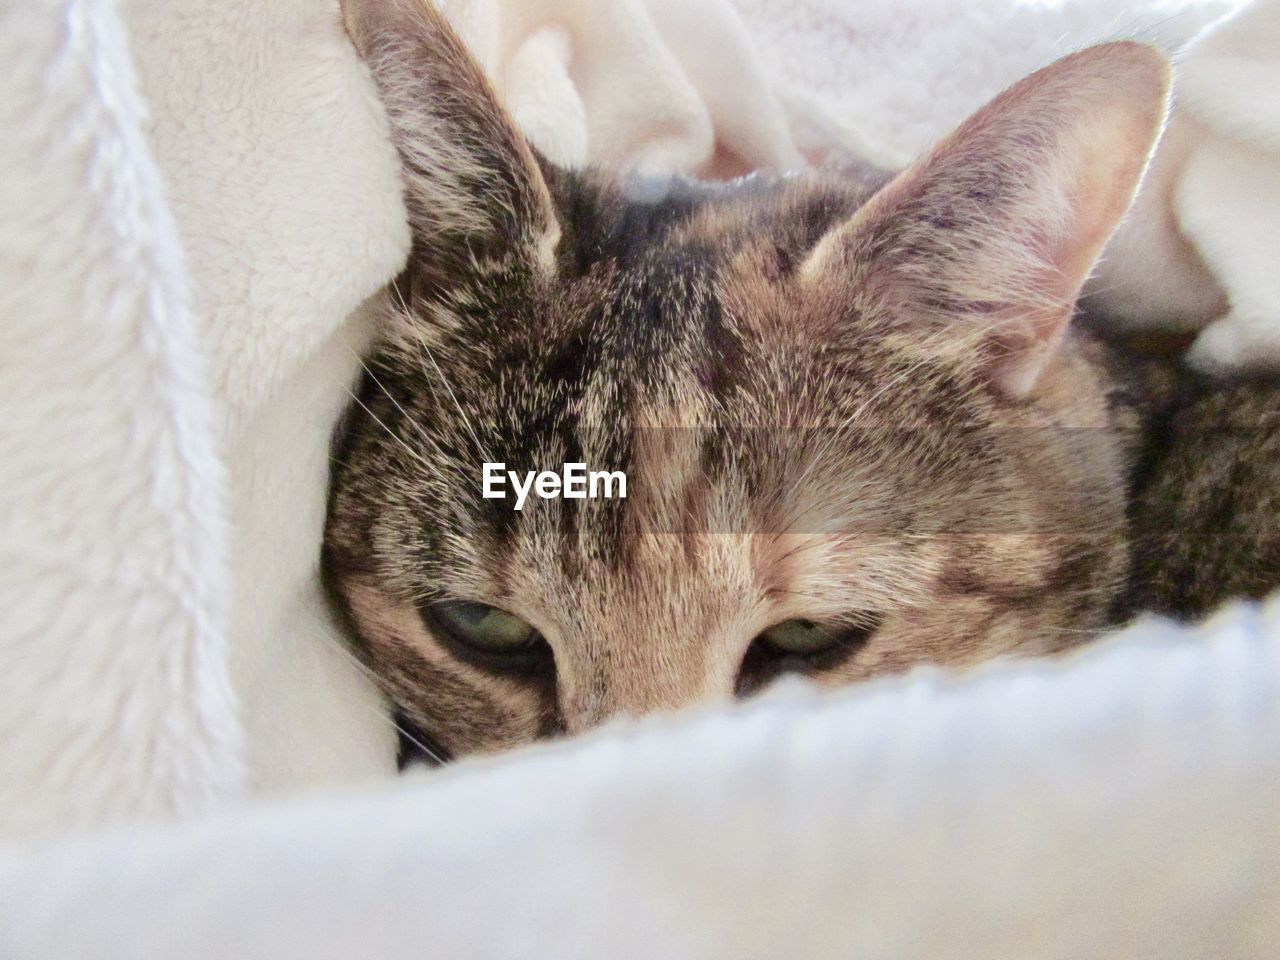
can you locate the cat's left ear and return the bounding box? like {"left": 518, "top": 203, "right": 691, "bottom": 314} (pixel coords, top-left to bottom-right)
{"left": 342, "top": 0, "right": 560, "bottom": 277}
{"left": 803, "top": 42, "right": 1171, "bottom": 397}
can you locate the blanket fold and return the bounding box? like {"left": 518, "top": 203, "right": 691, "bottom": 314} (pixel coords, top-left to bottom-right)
{"left": 2, "top": 597, "right": 1278, "bottom": 959}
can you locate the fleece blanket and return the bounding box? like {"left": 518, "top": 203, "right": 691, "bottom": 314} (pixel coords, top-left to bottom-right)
{"left": 2, "top": 596, "right": 1279, "bottom": 959}
{"left": 2, "top": 0, "right": 1279, "bottom": 846}
{"left": 0, "top": 0, "right": 244, "bottom": 837}
{"left": 2, "top": 0, "right": 409, "bottom": 840}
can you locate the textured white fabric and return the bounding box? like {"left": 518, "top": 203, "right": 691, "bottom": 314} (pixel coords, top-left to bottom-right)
{"left": 118, "top": 0, "right": 411, "bottom": 795}
{"left": 1175, "top": 0, "right": 1280, "bottom": 372}
{"left": 0, "top": 0, "right": 242, "bottom": 838}
{"left": 438, "top": 0, "right": 803, "bottom": 177}
{"left": 1, "top": 596, "right": 1278, "bottom": 959}
{"left": 0, "top": 0, "right": 410, "bottom": 837}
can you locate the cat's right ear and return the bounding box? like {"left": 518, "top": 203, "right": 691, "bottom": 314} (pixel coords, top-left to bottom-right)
{"left": 342, "top": 0, "right": 560, "bottom": 277}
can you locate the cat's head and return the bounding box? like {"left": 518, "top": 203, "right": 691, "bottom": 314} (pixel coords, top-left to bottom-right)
{"left": 326, "top": 0, "right": 1171, "bottom": 757}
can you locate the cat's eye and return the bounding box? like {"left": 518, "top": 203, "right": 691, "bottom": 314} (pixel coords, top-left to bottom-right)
{"left": 423, "top": 600, "right": 542, "bottom": 659}
{"left": 737, "top": 615, "right": 880, "bottom": 695}
{"left": 757, "top": 618, "right": 850, "bottom": 655}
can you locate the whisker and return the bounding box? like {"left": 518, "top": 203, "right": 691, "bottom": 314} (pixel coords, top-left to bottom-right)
{"left": 343, "top": 386, "right": 436, "bottom": 474}
{"left": 387, "top": 281, "right": 492, "bottom": 464}
{"left": 340, "top": 337, "right": 442, "bottom": 456}
{"left": 312, "top": 626, "right": 451, "bottom": 767}
{"left": 394, "top": 720, "right": 451, "bottom": 768}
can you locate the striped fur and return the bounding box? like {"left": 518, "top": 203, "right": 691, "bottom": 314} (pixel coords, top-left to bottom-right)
{"left": 326, "top": 3, "right": 1279, "bottom": 759}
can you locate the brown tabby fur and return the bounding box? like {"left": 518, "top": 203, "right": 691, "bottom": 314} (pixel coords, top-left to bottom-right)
{"left": 325, "top": 0, "right": 1280, "bottom": 759}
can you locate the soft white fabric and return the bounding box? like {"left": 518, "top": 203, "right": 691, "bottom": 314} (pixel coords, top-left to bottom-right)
{"left": 0, "top": 0, "right": 410, "bottom": 838}
{"left": 438, "top": 0, "right": 803, "bottom": 176}
{"left": 1072, "top": 0, "right": 1280, "bottom": 373}
{"left": 119, "top": 0, "right": 410, "bottom": 796}
{"left": 1174, "top": 0, "right": 1280, "bottom": 372}
{"left": 2, "top": 596, "right": 1278, "bottom": 959}
{"left": 0, "top": 0, "right": 242, "bottom": 838}
{"left": 2, "top": 0, "right": 1279, "bottom": 851}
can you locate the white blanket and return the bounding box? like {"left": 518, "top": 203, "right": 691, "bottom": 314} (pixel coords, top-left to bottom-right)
{"left": 1, "top": 0, "right": 1278, "bottom": 852}
{"left": 0, "top": 0, "right": 244, "bottom": 837}
{"left": 2, "top": 597, "right": 1278, "bottom": 958}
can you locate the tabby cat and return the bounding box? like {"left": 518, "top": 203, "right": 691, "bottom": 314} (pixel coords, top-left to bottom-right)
{"left": 325, "top": 0, "right": 1280, "bottom": 759}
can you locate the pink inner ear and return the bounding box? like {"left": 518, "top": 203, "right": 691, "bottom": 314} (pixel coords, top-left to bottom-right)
{"left": 802, "top": 43, "right": 1171, "bottom": 400}
{"left": 995, "top": 98, "right": 1171, "bottom": 397}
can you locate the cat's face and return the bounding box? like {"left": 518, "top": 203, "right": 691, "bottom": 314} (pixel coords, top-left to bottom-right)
{"left": 327, "top": 0, "right": 1170, "bottom": 758}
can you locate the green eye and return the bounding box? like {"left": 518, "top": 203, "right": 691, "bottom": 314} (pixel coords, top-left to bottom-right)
{"left": 738, "top": 615, "right": 881, "bottom": 697}
{"left": 758, "top": 618, "right": 845, "bottom": 655}
{"left": 424, "top": 601, "right": 539, "bottom": 653}
{"left": 756, "top": 617, "right": 879, "bottom": 657}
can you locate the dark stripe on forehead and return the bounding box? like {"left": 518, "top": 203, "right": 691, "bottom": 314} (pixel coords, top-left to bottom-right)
{"left": 369, "top": 165, "right": 880, "bottom": 587}
{"left": 602, "top": 245, "right": 723, "bottom": 376}
{"left": 475, "top": 239, "right": 735, "bottom": 568}
{"left": 548, "top": 169, "right": 730, "bottom": 277}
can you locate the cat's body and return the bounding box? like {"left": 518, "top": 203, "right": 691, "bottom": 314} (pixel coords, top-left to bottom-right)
{"left": 1106, "top": 351, "right": 1280, "bottom": 618}
{"left": 325, "top": 0, "right": 1279, "bottom": 760}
